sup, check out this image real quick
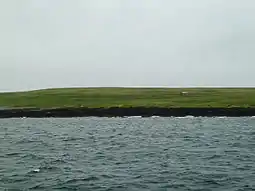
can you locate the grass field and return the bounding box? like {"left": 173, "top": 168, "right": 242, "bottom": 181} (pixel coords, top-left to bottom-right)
{"left": 0, "top": 88, "right": 255, "bottom": 108}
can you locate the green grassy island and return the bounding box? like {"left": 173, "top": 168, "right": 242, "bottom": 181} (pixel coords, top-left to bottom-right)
{"left": 0, "top": 88, "right": 255, "bottom": 109}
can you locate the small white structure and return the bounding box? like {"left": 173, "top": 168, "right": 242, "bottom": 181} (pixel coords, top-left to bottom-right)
{"left": 180, "top": 91, "right": 189, "bottom": 96}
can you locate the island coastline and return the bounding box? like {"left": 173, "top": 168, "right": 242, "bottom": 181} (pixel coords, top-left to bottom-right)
{"left": 0, "top": 107, "right": 255, "bottom": 118}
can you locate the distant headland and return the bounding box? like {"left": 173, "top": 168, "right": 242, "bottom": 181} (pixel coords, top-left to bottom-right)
{"left": 0, "top": 87, "right": 255, "bottom": 118}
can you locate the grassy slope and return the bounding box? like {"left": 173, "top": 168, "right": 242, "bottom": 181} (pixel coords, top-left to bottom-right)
{"left": 0, "top": 88, "right": 255, "bottom": 108}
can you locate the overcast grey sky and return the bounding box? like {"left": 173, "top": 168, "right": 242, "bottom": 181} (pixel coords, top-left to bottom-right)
{"left": 1, "top": 0, "right": 255, "bottom": 91}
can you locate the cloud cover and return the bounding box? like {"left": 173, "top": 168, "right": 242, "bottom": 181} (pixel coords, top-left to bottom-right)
{"left": 1, "top": 0, "right": 255, "bottom": 91}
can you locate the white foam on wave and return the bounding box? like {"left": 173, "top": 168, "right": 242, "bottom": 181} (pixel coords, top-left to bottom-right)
{"left": 175, "top": 115, "right": 195, "bottom": 119}
{"left": 126, "top": 116, "right": 142, "bottom": 119}
{"left": 32, "top": 169, "right": 40, "bottom": 173}
{"left": 150, "top": 116, "right": 160, "bottom": 118}
{"left": 217, "top": 116, "right": 227, "bottom": 119}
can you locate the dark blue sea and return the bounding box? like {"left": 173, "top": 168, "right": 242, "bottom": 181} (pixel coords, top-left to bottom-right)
{"left": 1, "top": 117, "right": 255, "bottom": 191}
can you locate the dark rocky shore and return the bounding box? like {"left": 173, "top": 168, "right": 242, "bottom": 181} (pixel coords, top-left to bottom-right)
{"left": 0, "top": 107, "right": 255, "bottom": 118}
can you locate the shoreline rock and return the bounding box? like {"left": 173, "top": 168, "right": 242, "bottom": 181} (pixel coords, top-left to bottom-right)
{"left": 0, "top": 107, "right": 255, "bottom": 118}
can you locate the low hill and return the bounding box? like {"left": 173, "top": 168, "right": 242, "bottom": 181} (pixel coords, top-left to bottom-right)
{"left": 0, "top": 88, "right": 254, "bottom": 108}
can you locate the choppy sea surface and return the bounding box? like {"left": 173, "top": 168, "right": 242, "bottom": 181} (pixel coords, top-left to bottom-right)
{"left": 0, "top": 117, "right": 255, "bottom": 191}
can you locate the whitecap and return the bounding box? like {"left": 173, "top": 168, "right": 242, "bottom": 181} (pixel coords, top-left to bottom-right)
{"left": 32, "top": 169, "right": 40, "bottom": 173}
{"left": 150, "top": 116, "right": 160, "bottom": 118}
{"left": 127, "top": 116, "right": 142, "bottom": 118}
{"left": 186, "top": 115, "right": 195, "bottom": 118}
{"left": 176, "top": 116, "right": 195, "bottom": 119}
